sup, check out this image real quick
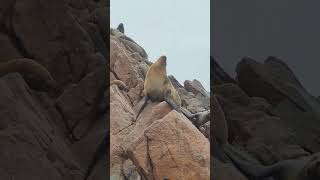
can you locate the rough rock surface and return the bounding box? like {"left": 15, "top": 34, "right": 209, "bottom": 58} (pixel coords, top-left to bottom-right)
{"left": 110, "top": 27, "right": 210, "bottom": 179}
{"left": 184, "top": 79, "right": 209, "bottom": 97}
{"left": 0, "top": 0, "right": 107, "bottom": 179}
{"left": 212, "top": 57, "right": 320, "bottom": 179}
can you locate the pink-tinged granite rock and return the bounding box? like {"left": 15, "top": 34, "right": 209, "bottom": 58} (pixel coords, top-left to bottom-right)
{"left": 128, "top": 111, "right": 210, "bottom": 180}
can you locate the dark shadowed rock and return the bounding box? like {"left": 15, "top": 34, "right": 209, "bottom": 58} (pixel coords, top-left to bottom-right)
{"left": 215, "top": 82, "right": 308, "bottom": 162}
{"left": 0, "top": 1, "right": 108, "bottom": 179}
{"left": 12, "top": 0, "right": 105, "bottom": 87}
{"left": 213, "top": 56, "right": 320, "bottom": 179}
{"left": 236, "top": 56, "right": 320, "bottom": 152}
{"left": 236, "top": 56, "right": 307, "bottom": 108}
{"left": 0, "top": 74, "right": 83, "bottom": 180}
{"left": 212, "top": 158, "right": 248, "bottom": 180}
{"left": 56, "top": 67, "right": 106, "bottom": 139}
{"left": 0, "top": 33, "right": 22, "bottom": 60}
{"left": 211, "top": 57, "right": 236, "bottom": 85}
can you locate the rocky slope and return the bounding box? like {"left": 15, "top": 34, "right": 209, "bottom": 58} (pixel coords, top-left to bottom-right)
{"left": 110, "top": 27, "right": 210, "bottom": 179}
{"left": 0, "top": 0, "right": 108, "bottom": 179}
{"left": 212, "top": 57, "right": 320, "bottom": 179}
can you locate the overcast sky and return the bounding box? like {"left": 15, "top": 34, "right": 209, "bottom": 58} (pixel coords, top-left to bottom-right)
{"left": 213, "top": 1, "right": 320, "bottom": 96}
{"left": 111, "top": 0, "right": 210, "bottom": 91}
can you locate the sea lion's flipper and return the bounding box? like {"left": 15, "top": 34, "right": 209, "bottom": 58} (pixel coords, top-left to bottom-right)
{"left": 193, "top": 110, "right": 210, "bottom": 127}
{"left": 223, "top": 144, "right": 279, "bottom": 178}
{"left": 164, "top": 95, "right": 182, "bottom": 113}
{"left": 136, "top": 96, "right": 149, "bottom": 120}
{"left": 117, "top": 23, "right": 124, "bottom": 33}
{"left": 84, "top": 133, "right": 109, "bottom": 180}
{"left": 180, "top": 107, "right": 197, "bottom": 120}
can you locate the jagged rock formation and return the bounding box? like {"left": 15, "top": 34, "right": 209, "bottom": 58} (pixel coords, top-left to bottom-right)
{"left": 110, "top": 27, "right": 210, "bottom": 179}
{"left": 212, "top": 56, "right": 320, "bottom": 179}
{"left": 0, "top": 0, "right": 108, "bottom": 179}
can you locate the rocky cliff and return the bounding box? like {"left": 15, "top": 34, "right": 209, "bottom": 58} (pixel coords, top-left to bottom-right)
{"left": 110, "top": 27, "right": 210, "bottom": 179}
{"left": 212, "top": 57, "right": 320, "bottom": 179}
{"left": 0, "top": 0, "right": 108, "bottom": 179}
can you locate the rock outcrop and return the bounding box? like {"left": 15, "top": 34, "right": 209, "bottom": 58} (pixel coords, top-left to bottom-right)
{"left": 212, "top": 56, "right": 320, "bottom": 179}
{"left": 110, "top": 27, "right": 210, "bottom": 179}
{"left": 236, "top": 56, "right": 320, "bottom": 152}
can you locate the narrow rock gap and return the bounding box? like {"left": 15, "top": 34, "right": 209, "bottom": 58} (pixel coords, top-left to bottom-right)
{"left": 110, "top": 70, "right": 121, "bottom": 80}
{"left": 54, "top": 103, "right": 76, "bottom": 143}
{"left": 114, "top": 123, "right": 134, "bottom": 135}
{"left": 164, "top": 142, "right": 179, "bottom": 168}
{"left": 300, "top": 145, "right": 313, "bottom": 154}
{"left": 145, "top": 135, "right": 155, "bottom": 180}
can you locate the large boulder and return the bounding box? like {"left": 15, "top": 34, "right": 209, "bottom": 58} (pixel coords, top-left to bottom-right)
{"left": 128, "top": 110, "right": 210, "bottom": 180}
{"left": 236, "top": 56, "right": 320, "bottom": 152}
{"left": 12, "top": 0, "right": 105, "bottom": 87}
{"left": 214, "top": 83, "right": 308, "bottom": 164}
{"left": 184, "top": 79, "right": 209, "bottom": 97}
{"left": 0, "top": 74, "right": 83, "bottom": 180}
{"left": 212, "top": 57, "right": 320, "bottom": 179}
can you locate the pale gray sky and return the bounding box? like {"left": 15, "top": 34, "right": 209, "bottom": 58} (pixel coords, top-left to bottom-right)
{"left": 111, "top": 0, "right": 210, "bottom": 91}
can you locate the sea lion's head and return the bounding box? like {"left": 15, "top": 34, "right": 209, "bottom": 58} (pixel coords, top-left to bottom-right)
{"left": 117, "top": 23, "right": 124, "bottom": 33}
{"left": 157, "top": 55, "right": 167, "bottom": 67}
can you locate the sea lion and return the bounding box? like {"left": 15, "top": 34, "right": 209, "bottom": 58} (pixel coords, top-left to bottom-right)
{"left": 0, "top": 58, "right": 57, "bottom": 91}
{"left": 178, "top": 108, "right": 210, "bottom": 128}
{"left": 117, "top": 23, "right": 124, "bottom": 33}
{"left": 224, "top": 145, "right": 320, "bottom": 180}
{"left": 83, "top": 79, "right": 128, "bottom": 180}
{"left": 135, "top": 55, "right": 200, "bottom": 122}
